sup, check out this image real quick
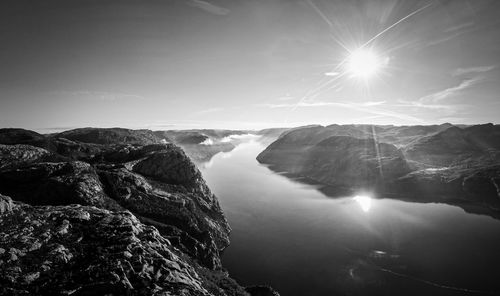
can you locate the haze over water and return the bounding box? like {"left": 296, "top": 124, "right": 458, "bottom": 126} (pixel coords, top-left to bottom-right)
{"left": 200, "top": 138, "right": 500, "bottom": 296}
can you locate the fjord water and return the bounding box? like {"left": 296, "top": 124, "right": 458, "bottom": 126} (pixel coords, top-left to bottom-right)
{"left": 199, "top": 139, "right": 500, "bottom": 296}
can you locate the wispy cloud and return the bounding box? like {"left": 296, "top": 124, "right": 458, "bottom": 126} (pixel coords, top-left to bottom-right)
{"left": 187, "top": 0, "right": 230, "bottom": 15}
{"left": 419, "top": 76, "right": 484, "bottom": 103}
{"left": 443, "top": 21, "right": 474, "bottom": 33}
{"left": 52, "top": 90, "right": 144, "bottom": 101}
{"left": 395, "top": 100, "right": 458, "bottom": 111}
{"left": 192, "top": 107, "right": 224, "bottom": 115}
{"left": 362, "top": 101, "right": 386, "bottom": 106}
{"left": 439, "top": 117, "right": 469, "bottom": 123}
{"left": 425, "top": 32, "right": 465, "bottom": 47}
{"left": 276, "top": 95, "right": 295, "bottom": 101}
{"left": 421, "top": 21, "right": 475, "bottom": 48}
{"left": 325, "top": 72, "right": 340, "bottom": 77}
{"left": 257, "top": 100, "right": 423, "bottom": 123}
{"left": 258, "top": 100, "right": 386, "bottom": 108}
{"left": 452, "top": 65, "right": 495, "bottom": 76}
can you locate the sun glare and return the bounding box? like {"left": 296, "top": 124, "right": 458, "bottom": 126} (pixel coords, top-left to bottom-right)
{"left": 346, "top": 49, "right": 382, "bottom": 78}
{"left": 353, "top": 195, "right": 372, "bottom": 212}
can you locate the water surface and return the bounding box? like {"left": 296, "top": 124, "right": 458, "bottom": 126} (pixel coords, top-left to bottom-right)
{"left": 200, "top": 139, "right": 500, "bottom": 296}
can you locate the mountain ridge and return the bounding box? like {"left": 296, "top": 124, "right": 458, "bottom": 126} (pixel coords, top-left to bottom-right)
{"left": 257, "top": 123, "right": 500, "bottom": 216}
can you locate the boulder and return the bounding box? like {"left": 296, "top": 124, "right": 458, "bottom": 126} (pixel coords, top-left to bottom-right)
{"left": 0, "top": 144, "right": 65, "bottom": 170}
{"left": 0, "top": 194, "right": 13, "bottom": 214}
{"left": 0, "top": 161, "right": 121, "bottom": 209}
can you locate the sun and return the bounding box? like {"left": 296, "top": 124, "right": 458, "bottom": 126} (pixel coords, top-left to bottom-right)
{"left": 346, "top": 49, "right": 382, "bottom": 78}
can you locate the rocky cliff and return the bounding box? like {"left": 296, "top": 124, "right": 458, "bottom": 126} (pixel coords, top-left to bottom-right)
{"left": 0, "top": 127, "right": 279, "bottom": 296}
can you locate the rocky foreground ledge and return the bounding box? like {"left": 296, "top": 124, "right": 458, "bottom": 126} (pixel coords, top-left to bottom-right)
{"left": 0, "top": 128, "right": 279, "bottom": 296}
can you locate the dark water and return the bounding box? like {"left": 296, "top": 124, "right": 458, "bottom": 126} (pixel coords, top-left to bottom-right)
{"left": 199, "top": 139, "right": 500, "bottom": 296}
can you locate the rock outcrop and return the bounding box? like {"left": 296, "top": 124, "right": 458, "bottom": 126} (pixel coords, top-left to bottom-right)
{"left": 0, "top": 194, "right": 13, "bottom": 214}
{"left": 0, "top": 196, "right": 247, "bottom": 296}
{"left": 0, "top": 144, "right": 65, "bottom": 170}
{"left": 0, "top": 127, "right": 273, "bottom": 295}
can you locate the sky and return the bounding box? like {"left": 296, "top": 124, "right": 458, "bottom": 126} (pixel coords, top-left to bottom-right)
{"left": 1, "top": 0, "right": 499, "bottom": 131}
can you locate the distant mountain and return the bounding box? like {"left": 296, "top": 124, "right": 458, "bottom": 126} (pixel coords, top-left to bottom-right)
{"left": 376, "top": 123, "right": 454, "bottom": 146}
{"left": 56, "top": 127, "right": 162, "bottom": 145}
{"left": 0, "top": 128, "right": 46, "bottom": 145}
{"left": 257, "top": 123, "right": 500, "bottom": 213}
{"left": 260, "top": 123, "right": 453, "bottom": 148}
{"left": 258, "top": 135, "right": 410, "bottom": 189}
{"left": 403, "top": 123, "right": 500, "bottom": 166}
{"left": 155, "top": 129, "right": 249, "bottom": 144}
{"left": 255, "top": 128, "right": 291, "bottom": 145}
{"left": 154, "top": 129, "right": 250, "bottom": 163}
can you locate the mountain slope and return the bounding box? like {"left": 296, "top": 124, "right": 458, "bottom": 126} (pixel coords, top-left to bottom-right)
{"left": 257, "top": 124, "right": 500, "bottom": 212}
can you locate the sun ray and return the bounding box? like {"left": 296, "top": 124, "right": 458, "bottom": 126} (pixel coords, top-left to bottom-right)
{"left": 371, "top": 125, "right": 384, "bottom": 180}
{"left": 307, "top": 0, "right": 352, "bottom": 52}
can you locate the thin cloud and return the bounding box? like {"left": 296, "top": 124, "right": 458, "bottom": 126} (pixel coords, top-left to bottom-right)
{"left": 439, "top": 117, "right": 469, "bottom": 123}
{"left": 187, "top": 0, "right": 230, "bottom": 15}
{"left": 192, "top": 107, "right": 224, "bottom": 115}
{"left": 419, "top": 76, "right": 484, "bottom": 103}
{"left": 452, "top": 65, "right": 495, "bottom": 76}
{"left": 393, "top": 100, "right": 468, "bottom": 118}
{"left": 361, "top": 101, "right": 386, "bottom": 106}
{"left": 424, "top": 23, "right": 476, "bottom": 48}
{"left": 257, "top": 101, "right": 423, "bottom": 123}
{"left": 443, "top": 21, "right": 474, "bottom": 33}
{"left": 325, "top": 72, "right": 340, "bottom": 77}
{"left": 258, "top": 100, "right": 385, "bottom": 108}
{"left": 423, "top": 19, "right": 497, "bottom": 48}
{"left": 258, "top": 102, "right": 332, "bottom": 108}
{"left": 52, "top": 90, "right": 144, "bottom": 101}
{"left": 425, "top": 32, "right": 465, "bottom": 47}
{"left": 276, "top": 95, "right": 295, "bottom": 101}
{"left": 395, "top": 100, "right": 457, "bottom": 111}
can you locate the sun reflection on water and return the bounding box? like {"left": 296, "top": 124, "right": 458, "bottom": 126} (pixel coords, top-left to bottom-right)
{"left": 353, "top": 195, "right": 372, "bottom": 212}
